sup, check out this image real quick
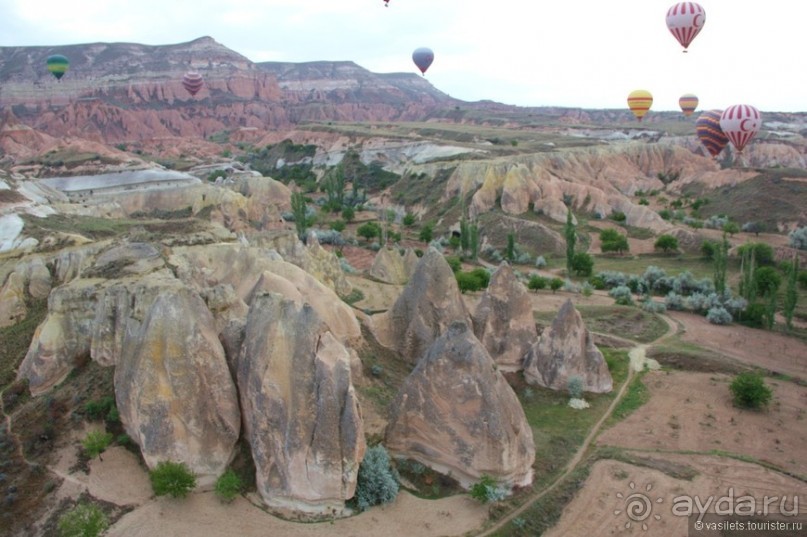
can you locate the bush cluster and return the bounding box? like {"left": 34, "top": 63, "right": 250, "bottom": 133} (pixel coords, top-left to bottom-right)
{"left": 354, "top": 445, "right": 399, "bottom": 511}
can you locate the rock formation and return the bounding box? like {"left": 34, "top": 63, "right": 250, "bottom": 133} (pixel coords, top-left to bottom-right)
{"left": 113, "top": 282, "right": 240, "bottom": 486}
{"left": 0, "top": 256, "right": 52, "bottom": 327}
{"left": 237, "top": 293, "right": 365, "bottom": 515}
{"left": 385, "top": 321, "right": 535, "bottom": 489}
{"left": 472, "top": 262, "right": 537, "bottom": 371}
{"left": 368, "top": 246, "right": 419, "bottom": 284}
{"left": 523, "top": 299, "right": 613, "bottom": 393}
{"left": 370, "top": 247, "right": 471, "bottom": 364}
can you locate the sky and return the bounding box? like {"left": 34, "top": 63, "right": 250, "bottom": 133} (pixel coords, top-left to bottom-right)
{"left": 1, "top": 0, "right": 805, "bottom": 112}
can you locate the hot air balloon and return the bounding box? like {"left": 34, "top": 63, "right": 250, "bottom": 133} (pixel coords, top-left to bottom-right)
{"left": 412, "top": 47, "right": 434, "bottom": 75}
{"left": 666, "top": 2, "right": 705, "bottom": 52}
{"left": 383, "top": 0, "right": 390, "bottom": 6}
{"left": 695, "top": 109, "right": 729, "bottom": 157}
{"left": 627, "top": 90, "right": 653, "bottom": 122}
{"left": 182, "top": 71, "right": 204, "bottom": 96}
{"left": 46, "top": 54, "right": 69, "bottom": 80}
{"left": 720, "top": 105, "right": 761, "bottom": 154}
{"left": 679, "top": 93, "right": 699, "bottom": 117}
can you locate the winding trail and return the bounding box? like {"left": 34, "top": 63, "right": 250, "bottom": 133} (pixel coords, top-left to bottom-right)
{"left": 475, "top": 313, "right": 679, "bottom": 536}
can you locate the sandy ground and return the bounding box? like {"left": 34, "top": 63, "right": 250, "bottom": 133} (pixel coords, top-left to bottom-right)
{"left": 668, "top": 310, "right": 807, "bottom": 379}
{"left": 598, "top": 370, "right": 807, "bottom": 478}
{"left": 106, "top": 490, "right": 486, "bottom": 537}
{"left": 544, "top": 456, "right": 807, "bottom": 537}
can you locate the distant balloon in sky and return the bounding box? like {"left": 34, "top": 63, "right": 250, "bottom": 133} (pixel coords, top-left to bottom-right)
{"left": 46, "top": 54, "right": 69, "bottom": 80}
{"left": 695, "top": 109, "right": 729, "bottom": 157}
{"left": 720, "top": 105, "right": 761, "bottom": 154}
{"left": 182, "top": 71, "right": 204, "bottom": 96}
{"left": 627, "top": 90, "right": 653, "bottom": 122}
{"left": 666, "top": 2, "right": 705, "bottom": 52}
{"left": 383, "top": 0, "right": 389, "bottom": 6}
{"left": 412, "top": 47, "right": 434, "bottom": 75}
{"left": 679, "top": 93, "right": 699, "bottom": 117}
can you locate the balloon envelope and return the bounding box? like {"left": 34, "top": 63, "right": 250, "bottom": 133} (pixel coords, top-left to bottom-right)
{"left": 46, "top": 54, "right": 69, "bottom": 80}
{"left": 182, "top": 71, "right": 204, "bottom": 96}
{"left": 412, "top": 47, "right": 434, "bottom": 75}
{"left": 695, "top": 110, "right": 728, "bottom": 157}
{"left": 627, "top": 90, "right": 653, "bottom": 121}
{"left": 720, "top": 105, "right": 761, "bottom": 154}
{"left": 666, "top": 2, "right": 705, "bottom": 51}
{"left": 679, "top": 93, "right": 699, "bottom": 117}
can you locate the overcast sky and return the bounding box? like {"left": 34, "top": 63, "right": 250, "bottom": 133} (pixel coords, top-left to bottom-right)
{"left": 1, "top": 0, "right": 804, "bottom": 112}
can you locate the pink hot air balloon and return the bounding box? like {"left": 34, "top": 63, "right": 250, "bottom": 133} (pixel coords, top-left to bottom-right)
{"left": 182, "top": 71, "right": 204, "bottom": 96}
{"left": 720, "top": 105, "right": 761, "bottom": 154}
{"left": 666, "top": 2, "right": 705, "bottom": 52}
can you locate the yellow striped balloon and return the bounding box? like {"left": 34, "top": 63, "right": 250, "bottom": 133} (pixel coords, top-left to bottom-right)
{"left": 46, "top": 54, "right": 69, "bottom": 80}
{"left": 679, "top": 93, "right": 699, "bottom": 117}
{"left": 627, "top": 90, "right": 653, "bottom": 122}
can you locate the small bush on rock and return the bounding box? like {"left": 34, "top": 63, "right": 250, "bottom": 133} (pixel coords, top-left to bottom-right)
{"left": 150, "top": 461, "right": 197, "bottom": 498}
{"left": 354, "top": 445, "right": 399, "bottom": 511}
{"left": 58, "top": 503, "right": 108, "bottom": 537}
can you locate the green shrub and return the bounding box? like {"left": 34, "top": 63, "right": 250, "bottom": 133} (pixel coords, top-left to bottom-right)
{"left": 403, "top": 213, "right": 416, "bottom": 227}
{"left": 444, "top": 255, "right": 462, "bottom": 273}
{"left": 549, "top": 277, "right": 564, "bottom": 293}
{"left": 150, "top": 461, "right": 197, "bottom": 498}
{"left": 799, "top": 270, "right": 807, "bottom": 289}
{"left": 214, "top": 469, "right": 243, "bottom": 504}
{"left": 470, "top": 475, "right": 507, "bottom": 503}
{"left": 58, "top": 503, "right": 108, "bottom": 537}
{"left": 567, "top": 376, "right": 584, "bottom": 400}
{"left": 610, "top": 211, "right": 626, "bottom": 222}
{"left": 357, "top": 222, "right": 381, "bottom": 241}
{"left": 82, "top": 430, "right": 113, "bottom": 461}
{"left": 737, "top": 243, "right": 775, "bottom": 266}
{"left": 456, "top": 268, "right": 490, "bottom": 293}
{"left": 330, "top": 219, "right": 346, "bottom": 232}
{"left": 418, "top": 223, "right": 434, "bottom": 243}
{"left": 738, "top": 303, "right": 766, "bottom": 328}
{"left": 654, "top": 234, "right": 679, "bottom": 253}
{"left": 571, "top": 252, "right": 594, "bottom": 277}
{"left": 354, "top": 445, "right": 399, "bottom": 511}
{"left": 527, "top": 275, "right": 548, "bottom": 291}
{"left": 753, "top": 267, "right": 782, "bottom": 296}
{"left": 84, "top": 396, "right": 115, "bottom": 421}
{"left": 341, "top": 206, "right": 355, "bottom": 222}
{"left": 729, "top": 372, "right": 772, "bottom": 409}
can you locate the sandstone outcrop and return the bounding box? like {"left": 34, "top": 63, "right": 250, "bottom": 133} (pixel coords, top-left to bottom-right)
{"left": 17, "top": 278, "right": 101, "bottom": 395}
{"left": 0, "top": 256, "right": 52, "bottom": 327}
{"left": 385, "top": 321, "right": 535, "bottom": 489}
{"left": 368, "top": 246, "right": 418, "bottom": 284}
{"left": 238, "top": 293, "right": 365, "bottom": 515}
{"left": 114, "top": 283, "right": 240, "bottom": 486}
{"left": 523, "top": 299, "right": 613, "bottom": 393}
{"left": 371, "top": 247, "right": 471, "bottom": 364}
{"left": 472, "top": 262, "right": 537, "bottom": 371}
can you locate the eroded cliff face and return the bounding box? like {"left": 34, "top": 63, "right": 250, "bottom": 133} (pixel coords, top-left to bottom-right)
{"left": 440, "top": 143, "right": 723, "bottom": 227}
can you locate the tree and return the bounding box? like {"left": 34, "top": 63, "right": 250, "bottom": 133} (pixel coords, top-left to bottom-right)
{"left": 739, "top": 246, "right": 757, "bottom": 302}
{"left": 150, "top": 461, "right": 197, "bottom": 498}
{"left": 403, "top": 212, "right": 416, "bottom": 227}
{"left": 600, "top": 229, "right": 629, "bottom": 255}
{"left": 470, "top": 475, "right": 507, "bottom": 503}
{"left": 322, "top": 165, "right": 346, "bottom": 211}
{"left": 564, "top": 208, "right": 577, "bottom": 275}
{"left": 290, "top": 192, "right": 308, "bottom": 240}
{"left": 654, "top": 234, "right": 679, "bottom": 253}
{"left": 549, "top": 277, "right": 564, "bottom": 293}
{"left": 783, "top": 257, "right": 799, "bottom": 332}
{"left": 506, "top": 233, "right": 516, "bottom": 262}
{"left": 737, "top": 242, "right": 774, "bottom": 266}
{"left": 570, "top": 252, "right": 594, "bottom": 277}
{"left": 527, "top": 275, "right": 548, "bottom": 291}
{"left": 58, "top": 503, "right": 108, "bottom": 537}
{"left": 754, "top": 266, "right": 782, "bottom": 297}
{"left": 730, "top": 372, "right": 772, "bottom": 409}
{"left": 82, "top": 430, "right": 113, "bottom": 461}
{"left": 788, "top": 226, "right": 807, "bottom": 250}
{"left": 722, "top": 221, "right": 740, "bottom": 236}
{"left": 713, "top": 234, "right": 729, "bottom": 295}
{"left": 354, "top": 445, "right": 399, "bottom": 511}
{"left": 468, "top": 222, "right": 479, "bottom": 261}
{"left": 215, "top": 469, "right": 243, "bottom": 504}
{"left": 418, "top": 222, "right": 434, "bottom": 243}
{"left": 341, "top": 206, "right": 355, "bottom": 222}
{"left": 357, "top": 222, "right": 381, "bottom": 242}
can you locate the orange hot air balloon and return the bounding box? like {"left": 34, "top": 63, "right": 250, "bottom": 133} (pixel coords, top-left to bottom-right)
{"left": 679, "top": 93, "right": 699, "bottom": 117}
{"left": 627, "top": 90, "right": 653, "bottom": 122}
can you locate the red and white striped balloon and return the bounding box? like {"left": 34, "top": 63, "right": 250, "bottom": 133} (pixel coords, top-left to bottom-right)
{"left": 182, "top": 71, "right": 204, "bottom": 96}
{"left": 719, "top": 105, "right": 761, "bottom": 154}
{"left": 666, "top": 2, "right": 705, "bottom": 51}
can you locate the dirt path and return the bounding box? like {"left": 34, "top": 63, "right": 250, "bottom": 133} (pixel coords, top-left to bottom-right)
{"left": 475, "top": 313, "right": 678, "bottom": 536}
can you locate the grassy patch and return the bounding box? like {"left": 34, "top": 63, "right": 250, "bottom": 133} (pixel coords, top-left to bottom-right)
{"left": 647, "top": 340, "right": 750, "bottom": 375}
{"left": 20, "top": 214, "right": 139, "bottom": 241}
{"left": 593, "top": 253, "right": 716, "bottom": 280}
{"left": 535, "top": 305, "right": 669, "bottom": 344}
{"left": 607, "top": 373, "right": 649, "bottom": 425}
